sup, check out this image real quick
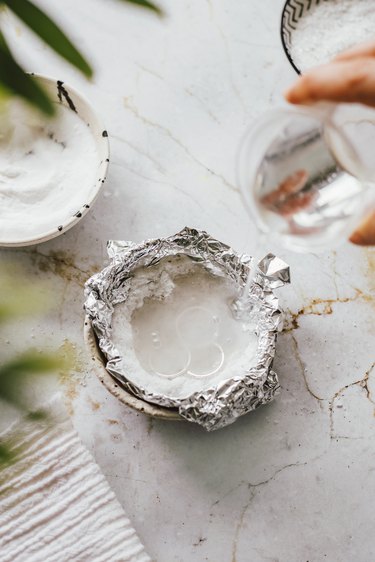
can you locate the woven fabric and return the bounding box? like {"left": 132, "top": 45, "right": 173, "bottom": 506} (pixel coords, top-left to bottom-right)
{"left": 0, "top": 414, "right": 151, "bottom": 562}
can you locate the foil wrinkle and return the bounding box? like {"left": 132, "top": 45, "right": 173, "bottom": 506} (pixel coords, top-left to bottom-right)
{"left": 84, "top": 227, "right": 290, "bottom": 431}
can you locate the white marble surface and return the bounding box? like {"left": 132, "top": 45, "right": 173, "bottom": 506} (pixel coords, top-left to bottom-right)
{"left": 1, "top": 1, "right": 375, "bottom": 560}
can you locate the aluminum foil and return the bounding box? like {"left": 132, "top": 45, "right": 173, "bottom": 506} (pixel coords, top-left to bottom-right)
{"left": 84, "top": 227, "right": 290, "bottom": 431}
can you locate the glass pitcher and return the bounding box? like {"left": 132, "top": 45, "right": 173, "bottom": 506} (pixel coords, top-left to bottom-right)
{"left": 237, "top": 103, "right": 375, "bottom": 252}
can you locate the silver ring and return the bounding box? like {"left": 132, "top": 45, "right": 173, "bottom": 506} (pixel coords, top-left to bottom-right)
{"left": 149, "top": 348, "right": 191, "bottom": 379}
{"left": 187, "top": 343, "right": 225, "bottom": 378}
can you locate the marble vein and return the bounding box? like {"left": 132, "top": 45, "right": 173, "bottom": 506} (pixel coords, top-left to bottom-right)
{"left": 14, "top": 249, "right": 90, "bottom": 286}
{"left": 111, "top": 160, "right": 210, "bottom": 215}
{"left": 285, "top": 288, "right": 373, "bottom": 331}
{"left": 122, "top": 96, "right": 239, "bottom": 192}
{"left": 134, "top": 61, "right": 222, "bottom": 125}
{"left": 231, "top": 451, "right": 329, "bottom": 562}
{"left": 204, "top": 2, "right": 248, "bottom": 115}
{"left": 329, "top": 362, "right": 375, "bottom": 440}
{"left": 111, "top": 133, "right": 166, "bottom": 174}
{"left": 290, "top": 333, "right": 324, "bottom": 402}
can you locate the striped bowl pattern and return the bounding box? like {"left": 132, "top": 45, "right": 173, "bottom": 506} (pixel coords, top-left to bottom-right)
{"left": 281, "top": 0, "right": 328, "bottom": 74}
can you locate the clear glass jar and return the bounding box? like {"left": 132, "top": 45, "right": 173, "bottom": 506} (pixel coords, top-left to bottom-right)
{"left": 237, "top": 103, "right": 375, "bottom": 252}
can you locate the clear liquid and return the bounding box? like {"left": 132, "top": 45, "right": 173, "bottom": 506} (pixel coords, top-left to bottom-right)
{"left": 232, "top": 232, "right": 267, "bottom": 318}
{"left": 251, "top": 113, "right": 369, "bottom": 252}
{"left": 131, "top": 269, "right": 258, "bottom": 380}
{"left": 327, "top": 103, "right": 375, "bottom": 183}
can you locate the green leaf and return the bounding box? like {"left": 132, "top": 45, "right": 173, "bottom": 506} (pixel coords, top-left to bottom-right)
{"left": 0, "top": 281, "right": 48, "bottom": 323}
{"left": 120, "top": 0, "right": 163, "bottom": 16}
{"left": 0, "top": 442, "right": 15, "bottom": 466}
{"left": 4, "top": 0, "right": 93, "bottom": 77}
{"left": 0, "top": 32, "right": 54, "bottom": 115}
{"left": 26, "top": 409, "right": 48, "bottom": 422}
{"left": 0, "top": 350, "right": 72, "bottom": 410}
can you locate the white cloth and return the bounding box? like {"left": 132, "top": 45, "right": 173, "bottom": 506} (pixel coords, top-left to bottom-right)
{"left": 0, "top": 413, "right": 151, "bottom": 562}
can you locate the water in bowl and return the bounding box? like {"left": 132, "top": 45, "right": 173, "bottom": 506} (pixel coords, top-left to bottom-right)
{"left": 131, "top": 268, "right": 258, "bottom": 381}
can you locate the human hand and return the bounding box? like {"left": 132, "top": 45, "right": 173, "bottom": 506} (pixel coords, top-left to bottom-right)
{"left": 284, "top": 40, "right": 375, "bottom": 245}
{"left": 260, "top": 170, "right": 313, "bottom": 217}
{"left": 285, "top": 40, "right": 375, "bottom": 107}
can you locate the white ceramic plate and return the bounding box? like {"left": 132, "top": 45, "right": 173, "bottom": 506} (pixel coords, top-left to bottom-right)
{"left": 0, "top": 74, "right": 109, "bottom": 247}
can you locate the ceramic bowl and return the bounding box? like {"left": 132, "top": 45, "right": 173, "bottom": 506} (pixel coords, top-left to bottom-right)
{"left": 0, "top": 74, "right": 109, "bottom": 247}
{"left": 84, "top": 316, "right": 182, "bottom": 421}
{"left": 281, "top": 0, "right": 314, "bottom": 74}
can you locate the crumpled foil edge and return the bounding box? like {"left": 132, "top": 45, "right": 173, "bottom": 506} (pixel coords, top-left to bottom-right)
{"left": 84, "top": 227, "right": 290, "bottom": 431}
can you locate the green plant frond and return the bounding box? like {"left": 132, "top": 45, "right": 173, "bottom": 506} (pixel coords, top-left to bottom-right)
{"left": 119, "top": 0, "right": 163, "bottom": 16}
{"left": 0, "top": 271, "right": 51, "bottom": 323}
{"left": 26, "top": 409, "right": 48, "bottom": 422}
{"left": 4, "top": 0, "right": 93, "bottom": 78}
{"left": 0, "top": 349, "right": 74, "bottom": 409}
{"left": 0, "top": 441, "right": 15, "bottom": 466}
{"left": 0, "top": 352, "right": 62, "bottom": 378}
{"left": 0, "top": 31, "right": 54, "bottom": 115}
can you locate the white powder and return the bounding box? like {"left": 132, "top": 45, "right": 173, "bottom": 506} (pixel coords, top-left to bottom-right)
{"left": 0, "top": 100, "right": 99, "bottom": 243}
{"left": 290, "top": 0, "right": 375, "bottom": 72}
{"left": 111, "top": 256, "right": 259, "bottom": 401}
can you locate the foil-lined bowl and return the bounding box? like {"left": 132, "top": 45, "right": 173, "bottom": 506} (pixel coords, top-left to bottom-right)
{"left": 84, "top": 228, "right": 290, "bottom": 431}
{"left": 84, "top": 317, "right": 181, "bottom": 421}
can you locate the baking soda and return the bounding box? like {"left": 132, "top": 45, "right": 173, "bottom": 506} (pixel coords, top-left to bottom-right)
{"left": 0, "top": 99, "right": 98, "bottom": 243}
{"left": 290, "top": 0, "right": 375, "bottom": 72}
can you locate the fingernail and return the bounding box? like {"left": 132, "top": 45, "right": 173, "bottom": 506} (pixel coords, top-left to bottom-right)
{"left": 350, "top": 211, "right": 375, "bottom": 246}
{"left": 349, "top": 231, "right": 373, "bottom": 246}
{"left": 349, "top": 231, "right": 362, "bottom": 245}
{"left": 284, "top": 88, "right": 296, "bottom": 103}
